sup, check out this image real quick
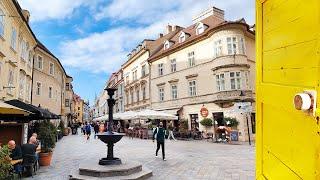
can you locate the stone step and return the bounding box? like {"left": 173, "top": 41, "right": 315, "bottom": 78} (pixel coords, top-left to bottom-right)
{"left": 69, "top": 167, "right": 152, "bottom": 180}
{"left": 79, "top": 161, "right": 142, "bottom": 177}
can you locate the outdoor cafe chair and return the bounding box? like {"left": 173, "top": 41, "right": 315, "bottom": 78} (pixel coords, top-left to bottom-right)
{"left": 22, "top": 154, "right": 36, "bottom": 177}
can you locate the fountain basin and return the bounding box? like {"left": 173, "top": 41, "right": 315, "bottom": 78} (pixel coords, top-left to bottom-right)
{"left": 97, "top": 132, "right": 125, "bottom": 144}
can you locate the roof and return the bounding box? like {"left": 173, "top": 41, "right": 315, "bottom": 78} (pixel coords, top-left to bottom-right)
{"left": 36, "top": 40, "right": 72, "bottom": 79}
{"left": 148, "top": 16, "right": 254, "bottom": 62}
{"left": 122, "top": 27, "right": 182, "bottom": 68}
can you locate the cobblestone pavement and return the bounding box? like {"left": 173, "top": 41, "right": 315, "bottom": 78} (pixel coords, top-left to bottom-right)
{"left": 26, "top": 132, "right": 255, "bottom": 180}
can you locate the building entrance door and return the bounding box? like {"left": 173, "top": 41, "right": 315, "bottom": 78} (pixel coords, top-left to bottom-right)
{"left": 190, "top": 114, "right": 199, "bottom": 130}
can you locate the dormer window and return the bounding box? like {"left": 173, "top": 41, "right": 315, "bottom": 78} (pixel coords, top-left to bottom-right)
{"left": 196, "top": 22, "right": 208, "bottom": 35}
{"left": 164, "top": 40, "right": 174, "bottom": 50}
{"left": 178, "top": 32, "right": 190, "bottom": 43}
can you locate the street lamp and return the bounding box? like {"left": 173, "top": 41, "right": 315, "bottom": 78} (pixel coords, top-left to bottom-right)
{"left": 239, "top": 90, "right": 252, "bottom": 145}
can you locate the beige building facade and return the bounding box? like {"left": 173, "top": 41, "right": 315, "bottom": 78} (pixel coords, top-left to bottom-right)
{"left": 123, "top": 28, "right": 181, "bottom": 112}
{"left": 0, "top": 0, "right": 36, "bottom": 103}
{"left": 0, "top": 0, "right": 37, "bottom": 145}
{"left": 107, "top": 70, "right": 124, "bottom": 113}
{"left": 32, "top": 41, "right": 74, "bottom": 126}
{"left": 148, "top": 7, "right": 256, "bottom": 141}
{"left": 73, "top": 94, "right": 84, "bottom": 123}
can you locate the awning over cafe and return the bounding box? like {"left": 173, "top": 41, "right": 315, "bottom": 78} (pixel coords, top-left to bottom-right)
{"left": 0, "top": 100, "right": 32, "bottom": 116}
{"left": 0, "top": 99, "right": 59, "bottom": 121}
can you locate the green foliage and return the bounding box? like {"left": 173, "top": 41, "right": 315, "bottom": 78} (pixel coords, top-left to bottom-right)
{"left": 179, "top": 119, "right": 188, "bottom": 132}
{"left": 39, "top": 120, "right": 57, "bottom": 153}
{"left": 200, "top": 118, "right": 213, "bottom": 127}
{"left": 0, "top": 145, "right": 13, "bottom": 179}
{"left": 58, "top": 120, "right": 65, "bottom": 130}
{"left": 224, "top": 117, "right": 239, "bottom": 128}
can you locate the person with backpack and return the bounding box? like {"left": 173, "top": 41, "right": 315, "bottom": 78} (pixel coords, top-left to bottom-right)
{"left": 85, "top": 122, "right": 91, "bottom": 140}
{"left": 153, "top": 122, "right": 166, "bottom": 161}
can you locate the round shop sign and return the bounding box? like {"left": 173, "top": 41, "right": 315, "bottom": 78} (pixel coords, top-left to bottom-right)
{"left": 200, "top": 106, "right": 209, "bottom": 117}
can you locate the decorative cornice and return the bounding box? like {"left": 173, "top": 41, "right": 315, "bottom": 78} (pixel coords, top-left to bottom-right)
{"left": 168, "top": 79, "right": 179, "bottom": 83}
{"left": 185, "top": 74, "right": 198, "bottom": 79}
{"left": 156, "top": 82, "right": 166, "bottom": 86}
{"left": 211, "top": 63, "right": 250, "bottom": 71}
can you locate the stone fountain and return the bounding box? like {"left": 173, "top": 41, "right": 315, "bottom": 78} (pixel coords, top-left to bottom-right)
{"left": 69, "top": 88, "right": 152, "bottom": 180}
{"left": 97, "top": 88, "right": 125, "bottom": 165}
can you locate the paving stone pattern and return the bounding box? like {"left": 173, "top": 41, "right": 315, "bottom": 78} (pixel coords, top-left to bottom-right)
{"left": 26, "top": 132, "right": 255, "bottom": 180}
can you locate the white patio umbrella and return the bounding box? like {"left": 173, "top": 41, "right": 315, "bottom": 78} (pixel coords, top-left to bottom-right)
{"left": 136, "top": 109, "right": 178, "bottom": 120}
{"left": 117, "top": 111, "right": 139, "bottom": 120}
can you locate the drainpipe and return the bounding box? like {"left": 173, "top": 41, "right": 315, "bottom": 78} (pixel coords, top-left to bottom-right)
{"left": 30, "top": 46, "right": 36, "bottom": 104}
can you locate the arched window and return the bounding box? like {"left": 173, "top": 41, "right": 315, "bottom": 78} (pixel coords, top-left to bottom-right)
{"left": 0, "top": 9, "right": 4, "bottom": 36}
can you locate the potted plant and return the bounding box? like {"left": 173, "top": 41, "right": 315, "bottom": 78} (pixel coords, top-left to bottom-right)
{"left": 200, "top": 118, "right": 213, "bottom": 133}
{"left": 224, "top": 117, "right": 239, "bottom": 129}
{"left": 38, "top": 120, "right": 57, "bottom": 166}
{"left": 0, "top": 145, "right": 13, "bottom": 180}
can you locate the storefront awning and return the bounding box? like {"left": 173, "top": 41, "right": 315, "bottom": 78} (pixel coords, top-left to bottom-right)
{"left": 1, "top": 99, "right": 59, "bottom": 121}
{"left": 0, "top": 100, "right": 32, "bottom": 116}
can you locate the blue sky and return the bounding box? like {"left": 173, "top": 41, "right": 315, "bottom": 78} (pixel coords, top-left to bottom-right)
{"left": 18, "top": 0, "right": 254, "bottom": 105}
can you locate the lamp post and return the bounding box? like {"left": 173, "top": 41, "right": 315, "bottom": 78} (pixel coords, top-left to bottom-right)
{"left": 239, "top": 91, "right": 252, "bottom": 145}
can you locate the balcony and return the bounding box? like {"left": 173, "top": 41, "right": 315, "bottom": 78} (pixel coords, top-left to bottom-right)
{"left": 212, "top": 90, "right": 254, "bottom": 106}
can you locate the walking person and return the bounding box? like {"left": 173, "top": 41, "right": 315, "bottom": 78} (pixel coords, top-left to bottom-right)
{"left": 167, "top": 126, "right": 177, "bottom": 141}
{"left": 85, "top": 122, "right": 91, "bottom": 140}
{"left": 153, "top": 122, "right": 166, "bottom": 161}
{"left": 94, "top": 122, "right": 99, "bottom": 139}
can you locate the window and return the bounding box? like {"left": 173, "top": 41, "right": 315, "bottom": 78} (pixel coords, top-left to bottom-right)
{"left": 66, "top": 83, "right": 70, "bottom": 91}
{"left": 136, "top": 90, "right": 140, "bottom": 102}
{"left": 216, "top": 73, "right": 225, "bottom": 91}
{"left": 214, "top": 40, "right": 222, "bottom": 57}
{"left": 171, "top": 85, "right": 177, "bottom": 99}
{"left": 245, "top": 71, "right": 249, "bottom": 89}
{"left": 131, "top": 91, "right": 134, "bottom": 103}
{"left": 37, "top": 56, "right": 43, "bottom": 70}
{"left": 141, "top": 65, "right": 146, "bottom": 77}
{"left": 126, "top": 93, "right": 129, "bottom": 105}
{"left": 159, "top": 87, "right": 164, "bottom": 101}
{"left": 78, "top": 107, "right": 80, "bottom": 110}
{"left": 36, "top": 82, "right": 41, "bottom": 95}
{"left": 158, "top": 63, "right": 164, "bottom": 76}
{"left": 188, "top": 80, "right": 196, "bottom": 96}
{"left": 170, "top": 59, "right": 176, "bottom": 72}
{"left": 19, "top": 72, "right": 25, "bottom": 98}
{"left": 126, "top": 75, "right": 129, "bottom": 84}
{"left": 49, "top": 62, "right": 54, "bottom": 75}
{"left": 26, "top": 80, "right": 30, "bottom": 101}
{"left": 239, "top": 37, "right": 245, "bottom": 54}
{"left": 11, "top": 27, "right": 17, "bottom": 50}
{"left": 65, "top": 99, "right": 70, "bottom": 107}
{"left": 28, "top": 52, "right": 32, "bottom": 66}
{"left": 7, "top": 69, "right": 14, "bottom": 93}
{"left": 179, "top": 33, "right": 185, "bottom": 43}
{"left": 49, "top": 87, "right": 52, "bottom": 98}
{"left": 188, "top": 51, "right": 195, "bottom": 67}
{"left": 164, "top": 41, "right": 170, "bottom": 50}
{"left": 142, "top": 86, "right": 146, "bottom": 100}
{"left": 230, "top": 72, "right": 241, "bottom": 90}
{"left": 196, "top": 23, "right": 206, "bottom": 35}
{"left": 20, "top": 40, "right": 29, "bottom": 60}
{"left": 0, "top": 9, "right": 4, "bottom": 37}
{"left": 227, "top": 37, "right": 237, "bottom": 55}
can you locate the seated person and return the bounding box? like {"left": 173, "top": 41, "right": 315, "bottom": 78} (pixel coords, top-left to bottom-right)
{"left": 21, "top": 136, "right": 37, "bottom": 156}
{"left": 8, "top": 140, "right": 22, "bottom": 160}
{"left": 8, "top": 140, "right": 22, "bottom": 173}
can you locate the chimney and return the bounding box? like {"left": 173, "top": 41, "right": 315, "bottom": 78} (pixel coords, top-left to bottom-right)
{"left": 159, "top": 33, "right": 163, "bottom": 38}
{"left": 192, "top": 7, "right": 225, "bottom": 24}
{"left": 172, "top": 25, "right": 183, "bottom": 31}
{"left": 22, "top": 9, "right": 30, "bottom": 23}
{"left": 166, "top": 25, "right": 172, "bottom": 34}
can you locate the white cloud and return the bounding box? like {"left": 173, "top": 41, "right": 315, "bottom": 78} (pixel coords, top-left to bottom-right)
{"left": 60, "top": 0, "right": 254, "bottom": 74}
{"left": 18, "top": 0, "right": 88, "bottom": 22}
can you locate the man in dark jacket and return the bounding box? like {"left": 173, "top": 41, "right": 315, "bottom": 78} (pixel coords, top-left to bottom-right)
{"left": 153, "top": 122, "right": 166, "bottom": 161}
